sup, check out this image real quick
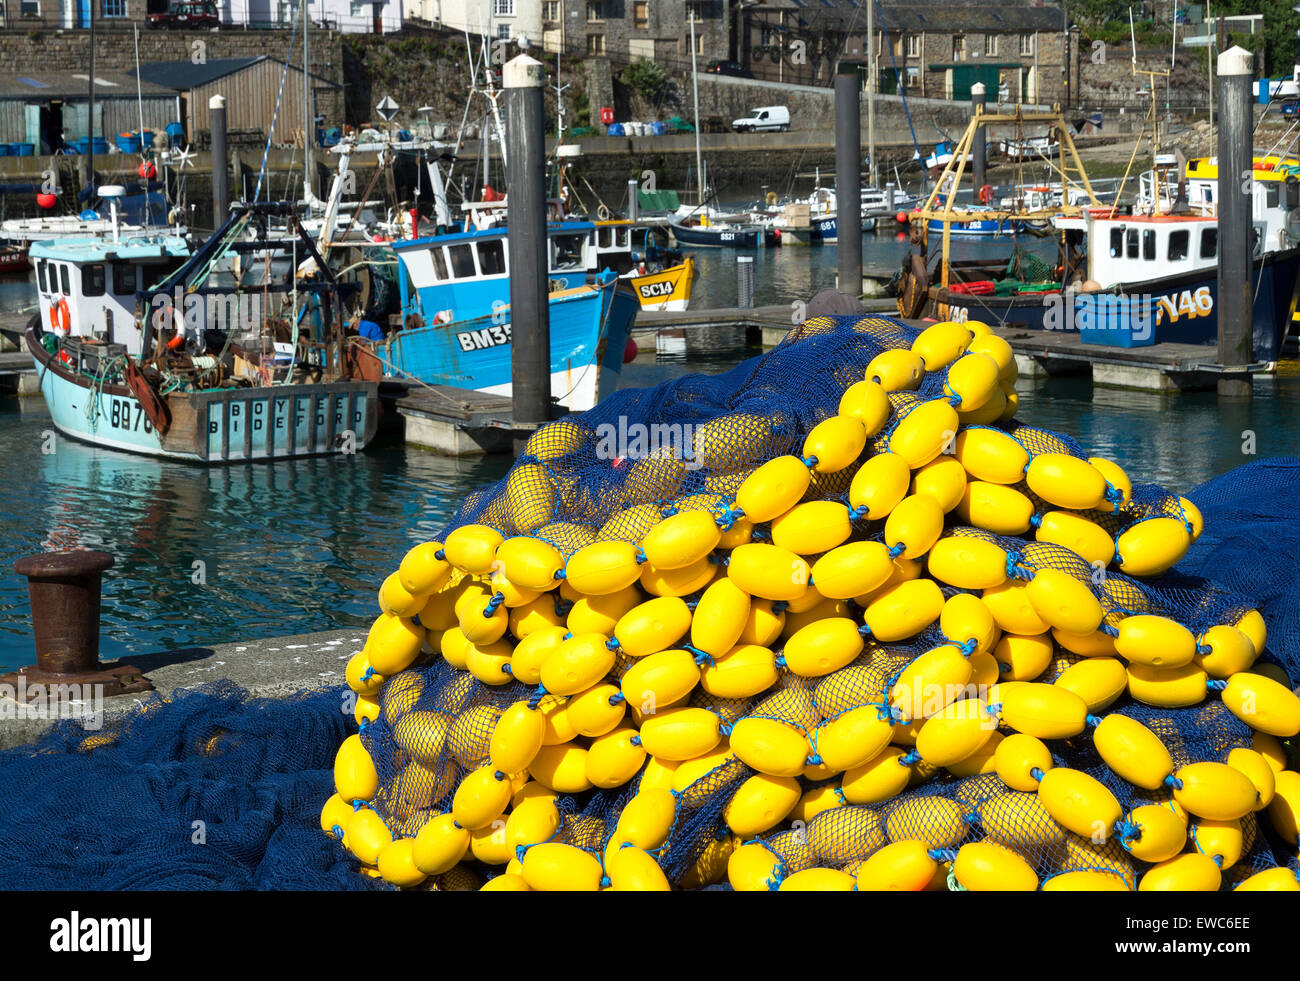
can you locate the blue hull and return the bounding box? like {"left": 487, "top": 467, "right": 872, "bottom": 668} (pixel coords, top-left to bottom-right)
{"left": 383, "top": 279, "right": 634, "bottom": 411}
{"left": 28, "top": 325, "right": 378, "bottom": 462}
{"left": 929, "top": 247, "right": 1300, "bottom": 360}
{"left": 669, "top": 221, "right": 762, "bottom": 249}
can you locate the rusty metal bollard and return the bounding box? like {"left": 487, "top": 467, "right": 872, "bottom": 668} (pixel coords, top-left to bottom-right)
{"left": 1, "top": 550, "right": 152, "bottom": 704}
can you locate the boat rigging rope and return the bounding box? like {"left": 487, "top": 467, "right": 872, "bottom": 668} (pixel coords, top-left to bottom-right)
{"left": 254, "top": 13, "right": 301, "bottom": 203}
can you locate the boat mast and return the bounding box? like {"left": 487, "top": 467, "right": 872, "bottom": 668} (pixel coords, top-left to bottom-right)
{"left": 867, "top": 0, "right": 877, "bottom": 189}
{"left": 690, "top": 11, "right": 703, "bottom": 207}
{"left": 87, "top": 0, "right": 95, "bottom": 198}
{"left": 303, "top": 0, "right": 313, "bottom": 203}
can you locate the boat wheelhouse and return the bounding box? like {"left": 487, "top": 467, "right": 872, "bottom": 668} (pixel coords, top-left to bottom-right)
{"left": 381, "top": 221, "right": 638, "bottom": 411}
{"left": 26, "top": 199, "right": 379, "bottom": 462}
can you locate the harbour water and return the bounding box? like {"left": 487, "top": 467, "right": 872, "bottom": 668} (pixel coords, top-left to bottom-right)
{"left": 2, "top": 239, "right": 1297, "bottom": 672}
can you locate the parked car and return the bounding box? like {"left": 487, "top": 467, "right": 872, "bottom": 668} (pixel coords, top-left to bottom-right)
{"left": 147, "top": 0, "right": 220, "bottom": 28}
{"left": 732, "top": 106, "right": 791, "bottom": 133}
{"left": 705, "top": 60, "right": 753, "bottom": 79}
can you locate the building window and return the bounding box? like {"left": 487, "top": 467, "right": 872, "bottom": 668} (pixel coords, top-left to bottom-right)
{"left": 633, "top": 0, "right": 648, "bottom": 29}
{"left": 1020, "top": 33, "right": 1034, "bottom": 55}
{"left": 984, "top": 34, "right": 997, "bottom": 56}
{"left": 492, "top": 0, "right": 515, "bottom": 15}
{"left": 586, "top": 0, "right": 602, "bottom": 22}
{"left": 906, "top": 34, "right": 920, "bottom": 58}
{"left": 543, "top": 0, "right": 559, "bottom": 21}
{"left": 100, "top": 0, "right": 125, "bottom": 16}
{"left": 686, "top": 0, "right": 706, "bottom": 21}
{"left": 953, "top": 35, "right": 964, "bottom": 60}
{"left": 498, "top": 23, "right": 510, "bottom": 39}
{"left": 906, "top": 67, "right": 919, "bottom": 87}
{"left": 587, "top": 33, "right": 605, "bottom": 55}
{"left": 21, "top": 0, "right": 40, "bottom": 13}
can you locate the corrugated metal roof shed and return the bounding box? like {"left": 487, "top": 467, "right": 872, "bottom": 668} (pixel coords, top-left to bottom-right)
{"left": 0, "top": 72, "right": 179, "bottom": 101}
{"left": 129, "top": 57, "right": 338, "bottom": 94}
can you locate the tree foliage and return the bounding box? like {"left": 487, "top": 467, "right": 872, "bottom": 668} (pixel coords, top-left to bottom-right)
{"left": 624, "top": 59, "right": 669, "bottom": 104}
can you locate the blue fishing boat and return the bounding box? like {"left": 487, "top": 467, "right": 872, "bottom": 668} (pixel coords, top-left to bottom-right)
{"left": 378, "top": 221, "right": 637, "bottom": 411}
{"left": 25, "top": 195, "right": 379, "bottom": 462}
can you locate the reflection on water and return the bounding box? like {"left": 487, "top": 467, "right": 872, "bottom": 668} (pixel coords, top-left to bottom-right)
{"left": 2, "top": 251, "right": 1297, "bottom": 670}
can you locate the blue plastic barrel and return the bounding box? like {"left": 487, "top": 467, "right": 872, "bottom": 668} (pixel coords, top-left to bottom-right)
{"left": 165, "top": 122, "right": 184, "bottom": 141}
{"left": 14, "top": 143, "right": 35, "bottom": 156}
{"left": 0, "top": 144, "right": 11, "bottom": 157}
{"left": 140, "top": 130, "right": 155, "bottom": 148}
{"left": 116, "top": 135, "right": 141, "bottom": 153}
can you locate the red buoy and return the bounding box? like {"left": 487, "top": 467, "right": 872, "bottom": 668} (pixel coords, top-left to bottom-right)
{"left": 138, "top": 160, "right": 157, "bottom": 180}
{"left": 36, "top": 192, "right": 57, "bottom": 210}
{"left": 623, "top": 336, "right": 638, "bottom": 363}
{"left": 895, "top": 211, "right": 908, "bottom": 224}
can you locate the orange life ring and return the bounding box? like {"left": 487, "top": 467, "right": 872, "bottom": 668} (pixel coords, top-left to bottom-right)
{"left": 49, "top": 296, "right": 71, "bottom": 333}
{"left": 978, "top": 184, "right": 994, "bottom": 205}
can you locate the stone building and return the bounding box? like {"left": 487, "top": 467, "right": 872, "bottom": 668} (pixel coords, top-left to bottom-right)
{"left": 738, "top": 0, "right": 1077, "bottom": 102}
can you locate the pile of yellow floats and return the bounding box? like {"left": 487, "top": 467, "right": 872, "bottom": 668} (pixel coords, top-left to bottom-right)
{"left": 323, "top": 318, "right": 1300, "bottom": 891}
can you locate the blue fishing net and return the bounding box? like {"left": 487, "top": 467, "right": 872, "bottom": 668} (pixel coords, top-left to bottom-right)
{"left": 0, "top": 682, "right": 375, "bottom": 891}
{"left": 2, "top": 317, "right": 1296, "bottom": 890}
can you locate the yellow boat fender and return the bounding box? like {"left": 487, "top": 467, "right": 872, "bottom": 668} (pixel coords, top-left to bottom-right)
{"left": 563, "top": 540, "right": 645, "bottom": 596}
{"left": 838, "top": 379, "right": 893, "bottom": 434}
{"left": 802, "top": 414, "right": 868, "bottom": 474}
{"left": 865, "top": 348, "right": 925, "bottom": 391}
{"left": 735, "top": 455, "right": 813, "bottom": 523}
{"left": 1116, "top": 803, "right": 1189, "bottom": 864}
{"left": 1217, "top": 672, "right": 1300, "bottom": 737}
{"left": 1169, "top": 761, "right": 1260, "bottom": 821}
{"left": 442, "top": 524, "right": 505, "bottom": 575}
{"left": 518, "top": 841, "right": 606, "bottom": 891}
{"left": 849, "top": 451, "right": 913, "bottom": 521}
{"left": 911, "top": 321, "right": 973, "bottom": 371}
{"left": 944, "top": 352, "right": 1002, "bottom": 412}
{"left": 1113, "top": 517, "right": 1192, "bottom": 578}
{"left": 640, "top": 508, "right": 722, "bottom": 570}
{"left": 565, "top": 683, "right": 627, "bottom": 737}
{"left": 770, "top": 500, "right": 853, "bottom": 555}
{"left": 495, "top": 536, "right": 564, "bottom": 592}
{"left": 946, "top": 841, "right": 1039, "bottom": 891}
{"left": 884, "top": 494, "right": 945, "bottom": 560}
{"left": 911, "top": 455, "right": 969, "bottom": 513}
{"left": 927, "top": 535, "right": 1008, "bottom": 590}
{"left": 1033, "top": 766, "right": 1123, "bottom": 841}
{"left": 1025, "top": 453, "right": 1113, "bottom": 512}
{"left": 860, "top": 577, "right": 945, "bottom": 642}
{"left": 610, "top": 595, "right": 692, "bottom": 658}
{"left": 887, "top": 399, "right": 960, "bottom": 469}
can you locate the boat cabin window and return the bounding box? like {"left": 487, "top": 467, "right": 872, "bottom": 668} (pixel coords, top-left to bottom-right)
{"left": 35, "top": 259, "right": 46, "bottom": 293}
{"left": 1169, "top": 229, "right": 1189, "bottom": 261}
{"left": 1109, "top": 228, "right": 1123, "bottom": 258}
{"left": 551, "top": 233, "right": 585, "bottom": 271}
{"left": 112, "top": 263, "right": 139, "bottom": 296}
{"left": 59, "top": 264, "right": 70, "bottom": 296}
{"left": 448, "top": 243, "right": 477, "bottom": 279}
{"left": 1142, "top": 229, "right": 1156, "bottom": 260}
{"left": 477, "top": 239, "right": 507, "bottom": 276}
{"left": 1266, "top": 184, "right": 1280, "bottom": 208}
{"left": 1126, "top": 228, "right": 1139, "bottom": 259}
{"left": 84, "top": 263, "right": 106, "bottom": 297}
{"left": 430, "top": 246, "right": 449, "bottom": 281}
{"left": 597, "top": 227, "right": 613, "bottom": 249}
{"left": 1200, "top": 228, "right": 1217, "bottom": 259}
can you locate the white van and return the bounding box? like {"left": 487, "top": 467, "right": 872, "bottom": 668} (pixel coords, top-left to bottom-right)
{"left": 732, "top": 106, "right": 790, "bottom": 133}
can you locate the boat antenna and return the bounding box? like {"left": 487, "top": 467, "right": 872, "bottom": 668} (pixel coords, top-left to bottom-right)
{"left": 87, "top": 0, "right": 95, "bottom": 202}
{"left": 134, "top": 23, "right": 152, "bottom": 228}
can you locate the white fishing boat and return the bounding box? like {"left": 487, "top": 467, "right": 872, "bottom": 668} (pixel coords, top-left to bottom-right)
{"left": 26, "top": 194, "right": 378, "bottom": 462}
